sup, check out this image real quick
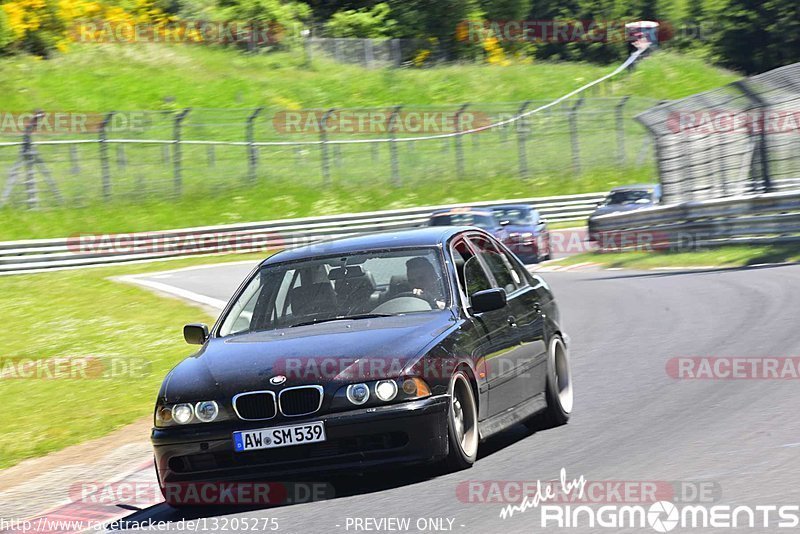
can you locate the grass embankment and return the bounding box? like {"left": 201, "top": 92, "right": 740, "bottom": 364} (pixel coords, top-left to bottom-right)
{"left": 0, "top": 46, "right": 738, "bottom": 241}
{"left": 554, "top": 245, "right": 800, "bottom": 269}
{"left": 0, "top": 253, "right": 266, "bottom": 470}
{"left": 0, "top": 45, "right": 737, "bottom": 110}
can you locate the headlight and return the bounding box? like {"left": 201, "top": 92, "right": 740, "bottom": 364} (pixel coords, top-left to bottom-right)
{"left": 155, "top": 400, "right": 225, "bottom": 427}
{"left": 333, "top": 377, "right": 431, "bottom": 411}
{"left": 346, "top": 383, "right": 370, "bottom": 405}
{"left": 195, "top": 400, "right": 219, "bottom": 422}
{"left": 172, "top": 403, "right": 194, "bottom": 425}
{"left": 374, "top": 380, "right": 398, "bottom": 402}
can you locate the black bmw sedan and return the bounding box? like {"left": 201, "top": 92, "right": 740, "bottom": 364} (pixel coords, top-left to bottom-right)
{"left": 152, "top": 227, "right": 573, "bottom": 503}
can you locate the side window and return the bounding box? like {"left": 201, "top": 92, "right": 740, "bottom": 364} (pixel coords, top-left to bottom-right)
{"left": 468, "top": 235, "right": 524, "bottom": 294}
{"left": 451, "top": 238, "right": 492, "bottom": 305}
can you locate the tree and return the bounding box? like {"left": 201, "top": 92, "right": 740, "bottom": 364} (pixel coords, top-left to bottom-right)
{"left": 325, "top": 3, "right": 395, "bottom": 38}
{"left": 711, "top": 0, "right": 800, "bottom": 73}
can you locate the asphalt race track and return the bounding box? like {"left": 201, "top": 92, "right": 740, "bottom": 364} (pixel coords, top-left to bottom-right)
{"left": 120, "top": 262, "right": 800, "bottom": 533}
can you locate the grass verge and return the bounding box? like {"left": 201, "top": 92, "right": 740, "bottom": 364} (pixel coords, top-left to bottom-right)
{"left": 0, "top": 252, "right": 266, "bottom": 470}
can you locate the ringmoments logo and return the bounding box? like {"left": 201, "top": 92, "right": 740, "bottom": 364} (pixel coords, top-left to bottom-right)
{"left": 496, "top": 469, "right": 800, "bottom": 531}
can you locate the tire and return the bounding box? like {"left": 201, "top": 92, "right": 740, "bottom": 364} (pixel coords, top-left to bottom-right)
{"left": 526, "top": 335, "right": 573, "bottom": 430}
{"left": 445, "top": 370, "right": 479, "bottom": 470}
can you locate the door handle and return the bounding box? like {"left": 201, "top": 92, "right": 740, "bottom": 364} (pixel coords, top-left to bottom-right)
{"left": 507, "top": 316, "right": 518, "bottom": 327}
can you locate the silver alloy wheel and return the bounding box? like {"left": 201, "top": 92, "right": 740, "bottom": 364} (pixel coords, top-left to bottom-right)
{"left": 450, "top": 371, "right": 478, "bottom": 458}
{"left": 551, "top": 336, "right": 574, "bottom": 414}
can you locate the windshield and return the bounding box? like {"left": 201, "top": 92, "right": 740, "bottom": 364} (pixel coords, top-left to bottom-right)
{"left": 219, "top": 248, "right": 449, "bottom": 336}
{"left": 430, "top": 213, "right": 496, "bottom": 229}
{"left": 491, "top": 207, "right": 533, "bottom": 225}
{"left": 604, "top": 190, "right": 653, "bottom": 205}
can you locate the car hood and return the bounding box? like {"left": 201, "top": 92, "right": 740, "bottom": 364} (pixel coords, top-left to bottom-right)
{"left": 161, "top": 311, "right": 457, "bottom": 402}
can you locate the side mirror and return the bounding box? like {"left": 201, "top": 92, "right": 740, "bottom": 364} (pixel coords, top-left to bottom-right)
{"left": 470, "top": 288, "right": 507, "bottom": 314}
{"left": 499, "top": 219, "right": 511, "bottom": 227}
{"left": 184, "top": 323, "right": 209, "bottom": 345}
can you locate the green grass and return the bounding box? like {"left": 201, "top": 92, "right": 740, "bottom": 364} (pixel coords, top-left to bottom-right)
{"left": 0, "top": 168, "right": 630, "bottom": 241}
{"left": 0, "top": 252, "right": 272, "bottom": 470}
{"left": 0, "top": 46, "right": 739, "bottom": 240}
{"left": 0, "top": 46, "right": 738, "bottom": 111}
{"left": 553, "top": 245, "right": 800, "bottom": 269}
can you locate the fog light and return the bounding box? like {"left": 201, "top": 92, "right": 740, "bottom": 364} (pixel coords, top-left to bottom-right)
{"left": 346, "top": 383, "right": 370, "bottom": 405}
{"left": 195, "top": 401, "right": 218, "bottom": 422}
{"left": 375, "top": 380, "right": 398, "bottom": 402}
{"left": 172, "top": 403, "right": 194, "bottom": 424}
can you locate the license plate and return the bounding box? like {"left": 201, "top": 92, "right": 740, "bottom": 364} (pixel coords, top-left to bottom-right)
{"left": 233, "top": 421, "right": 326, "bottom": 452}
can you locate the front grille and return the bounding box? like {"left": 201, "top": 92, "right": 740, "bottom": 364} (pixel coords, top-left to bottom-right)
{"left": 233, "top": 391, "right": 276, "bottom": 420}
{"left": 279, "top": 386, "right": 323, "bottom": 417}
{"left": 169, "top": 432, "right": 409, "bottom": 473}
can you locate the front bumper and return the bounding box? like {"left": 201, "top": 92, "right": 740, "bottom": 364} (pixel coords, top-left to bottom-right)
{"left": 152, "top": 395, "right": 450, "bottom": 485}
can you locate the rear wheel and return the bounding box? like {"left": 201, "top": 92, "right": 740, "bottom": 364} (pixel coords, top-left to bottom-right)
{"left": 445, "top": 370, "right": 479, "bottom": 470}
{"left": 526, "top": 335, "right": 573, "bottom": 430}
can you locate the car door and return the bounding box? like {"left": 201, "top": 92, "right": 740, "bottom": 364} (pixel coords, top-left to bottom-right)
{"left": 468, "top": 234, "right": 548, "bottom": 408}
{"left": 450, "top": 237, "right": 521, "bottom": 418}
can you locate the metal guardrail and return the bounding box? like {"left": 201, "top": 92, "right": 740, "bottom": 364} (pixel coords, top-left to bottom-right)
{"left": 590, "top": 189, "right": 800, "bottom": 250}
{"left": 0, "top": 191, "right": 606, "bottom": 274}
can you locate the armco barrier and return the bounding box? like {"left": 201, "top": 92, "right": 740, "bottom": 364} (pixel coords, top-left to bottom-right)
{"left": 590, "top": 189, "right": 800, "bottom": 251}
{"left": 0, "top": 191, "right": 606, "bottom": 274}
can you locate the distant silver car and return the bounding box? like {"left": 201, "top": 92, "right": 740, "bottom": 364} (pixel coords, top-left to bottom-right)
{"left": 587, "top": 184, "right": 661, "bottom": 241}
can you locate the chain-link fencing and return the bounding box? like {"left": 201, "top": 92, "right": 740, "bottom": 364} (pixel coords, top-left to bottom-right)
{"left": 636, "top": 62, "right": 800, "bottom": 204}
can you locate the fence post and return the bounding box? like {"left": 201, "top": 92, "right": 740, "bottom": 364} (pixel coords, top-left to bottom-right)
{"left": 319, "top": 108, "right": 335, "bottom": 185}
{"left": 392, "top": 39, "right": 402, "bottom": 67}
{"left": 69, "top": 145, "right": 80, "bottom": 174}
{"left": 247, "top": 107, "right": 264, "bottom": 182}
{"left": 23, "top": 112, "right": 43, "bottom": 209}
{"left": 568, "top": 96, "right": 584, "bottom": 175}
{"left": 733, "top": 80, "right": 772, "bottom": 193}
{"left": 454, "top": 104, "right": 470, "bottom": 179}
{"left": 516, "top": 100, "right": 532, "bottom": 180}
{"left": 364, "top": 39, "right": 374, "bottom": 68}
{"left": 173, "top": 108, "right": 191, "bottom": 197}
{"left": 388, "top": 105, "right": 402, "bottom": 186}
{"left": 99, "top": 111, "right": 114, "bottom": 202}
{"left": 615, "top": 96, "right": 631, "bottom": 167}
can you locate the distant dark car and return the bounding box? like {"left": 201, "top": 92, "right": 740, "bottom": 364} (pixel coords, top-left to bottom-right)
{"left": 152, "top": 228, "right": 572, "bottom": 505}
{"left": 428, "top": 208, "right": 510, "bottom": 246}
{"left": 587, "top": 184, "right": 662, "bottom": 240}
{"left": 491, "top": 204, "right": 551, "bottom": 264}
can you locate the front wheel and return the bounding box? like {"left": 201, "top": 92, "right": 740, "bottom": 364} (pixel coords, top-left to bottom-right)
{"left": 526, "top": 335, "right": 573, "bottom": 430}
{"left": 445, "top": 370, "right": 479, "bottom": 470}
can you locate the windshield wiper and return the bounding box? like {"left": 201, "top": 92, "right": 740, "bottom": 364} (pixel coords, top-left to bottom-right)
{"left": 290, "top": 313, "right": 394, "bottom": 328}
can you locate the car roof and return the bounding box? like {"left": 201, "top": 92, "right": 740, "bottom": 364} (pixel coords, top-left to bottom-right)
{"left": 429, "top": 208, "right": 495, "bottom": 217}
{"left": 609, "top": 183, "right": 658, "bottom": 192}
{"left": 262, "top": 226, "right": 477, "bottom": 265}
{"left": 491, "top": 203, "right": 533, "bottom": 210}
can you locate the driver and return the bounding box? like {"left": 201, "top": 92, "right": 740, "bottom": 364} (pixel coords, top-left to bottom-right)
{"left": 406, "top": 257, "right": 446, "bottom": 310}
